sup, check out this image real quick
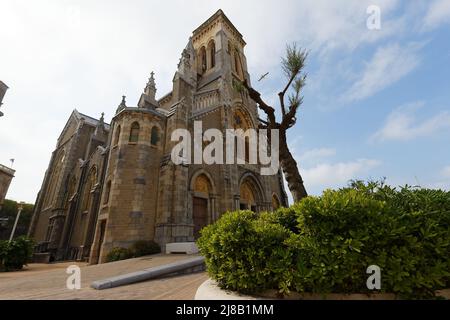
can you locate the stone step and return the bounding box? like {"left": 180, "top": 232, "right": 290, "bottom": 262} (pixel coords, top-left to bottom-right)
{"left": 91, "top": 256, "right": 205, "bottom": 290}
{"left": 166, "top": 242, "right": 199, "bottom": 254}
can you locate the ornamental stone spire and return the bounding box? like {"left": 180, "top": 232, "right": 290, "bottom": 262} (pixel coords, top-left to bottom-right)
{"left": 138, "top": 72, "right": 158, "bottom": 109}
{"left": 116, "top": 95, "right": 127, "bottom": 114}
{"left": 144, "top": 71, "right": 157, "bottom": 100}
{"left": 93, "top": 112, "right": 106, "bottom": 137}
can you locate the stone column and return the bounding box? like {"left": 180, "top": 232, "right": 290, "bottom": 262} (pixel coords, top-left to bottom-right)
{"left": 233, "top": 195, "right": 240, "bottom": 211}
{"left": 210, "top": 195, "right": 217, "bottom": 221}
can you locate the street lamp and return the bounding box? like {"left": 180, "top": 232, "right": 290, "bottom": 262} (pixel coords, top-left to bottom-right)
{"left": 9, "top": 201, "right": 25, "bottom": 242}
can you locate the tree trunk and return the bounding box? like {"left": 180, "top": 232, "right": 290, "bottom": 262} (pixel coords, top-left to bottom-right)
{"left": 279, "top": 131, "right": 307, "bottom": 203}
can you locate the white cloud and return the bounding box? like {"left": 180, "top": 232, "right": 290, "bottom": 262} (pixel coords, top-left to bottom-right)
{"left": 442, "top": 166, "right": 450, "bottom": 178}
{"left": 343, "top": 43, "right": 422, "bottom": 102}
{"left": 284, "top": 150, "right": 378, "bottom": 202}
{"left": 424, "top": 166, "right": 450, "bottom": 191}
{"left": 302, "top": 159, "right": 381, "bottom": 190}
{"left": 371, "top": 102, "right": 450, "bottom": 142}
{"left": 299, "top": 148, "right": 336, "bottom": 163}
{"left": 423, "top": 0, "right": 450, "bottom": 31}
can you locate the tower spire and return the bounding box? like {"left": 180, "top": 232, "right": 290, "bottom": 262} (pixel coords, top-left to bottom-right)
{"left": 94, "top": 112, "right": 106, "bottom": 137}
{"left": 138, "top": 72, "right": 159, "bottom": 109}
{"left": 116, "top": 95, "right": 127, "bottom": 114}
{"left": 144, "top": 71, "right": 157, "bottom": 100}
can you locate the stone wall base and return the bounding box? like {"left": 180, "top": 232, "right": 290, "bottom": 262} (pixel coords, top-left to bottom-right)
{"left": 195, "top": 279, "right": 400, "bottom": 300}
{"left": 155, "top": 223, "right": 195, "bottom": 251}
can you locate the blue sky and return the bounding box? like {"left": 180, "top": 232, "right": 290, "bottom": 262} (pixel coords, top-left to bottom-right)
{"left": 0, "top": 0, "right": 449, "bottom": 203}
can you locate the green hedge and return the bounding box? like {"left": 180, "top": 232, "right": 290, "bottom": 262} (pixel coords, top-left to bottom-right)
{"left": 106, "top": 240, "right": 161, "bottom": 263}
{"left": 197, "top": 211, "right": 293, "bottom": 294}
{"left": 131, "top": 240, "right": 161, "bottom": 257}
{"left": 0, "top": 236, "right": 35, "bottom": 271}
{"left": 197, "top": 182, "right": 450, "bottom": 299}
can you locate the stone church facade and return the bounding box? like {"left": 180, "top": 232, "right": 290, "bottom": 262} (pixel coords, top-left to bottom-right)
{"left": 29, "top": 10, "right": 288, "bottom": 264}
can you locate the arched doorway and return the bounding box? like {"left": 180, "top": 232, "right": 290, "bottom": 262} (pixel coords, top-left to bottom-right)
{"left": 239, "top": 174, "right": 264, "bottom": 212}
{"left": 272, "top": 194, "right": 281, "bottom": 210}
{"left": 240, "top": 181, "right": 256, "bottom": 211}
{"left": 192, "top": 173, "right": 214, "bottom": 239}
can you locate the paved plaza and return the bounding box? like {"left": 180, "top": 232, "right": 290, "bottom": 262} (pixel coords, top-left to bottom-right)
{"left": 0, "top": 254, "right": 208, "bottom": 300}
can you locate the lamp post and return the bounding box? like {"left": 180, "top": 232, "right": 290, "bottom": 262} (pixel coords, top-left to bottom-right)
{"left": 9, "top": 201, "right": 25, "bottom": 242}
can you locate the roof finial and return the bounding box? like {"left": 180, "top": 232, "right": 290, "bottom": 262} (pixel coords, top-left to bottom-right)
{"left": 116, "top": 95, "right": 127, "bottom": 114}
{"left": 94, "top": 112, "right": 106, "bottom": 135}
{"left": 144, "top": 71, "right": 156, "bottom": 100}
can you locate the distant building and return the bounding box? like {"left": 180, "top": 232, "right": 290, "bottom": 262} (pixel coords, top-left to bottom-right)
{"left": 0, "top": 81, "right": 8, "bottom": 117}
{"left": 0, "top": 164, "right": 15, "bottom": 210}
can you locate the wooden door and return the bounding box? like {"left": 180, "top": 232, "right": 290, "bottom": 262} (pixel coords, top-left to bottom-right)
{"left": 193, "top": 197, "right": 208, "bottom": 239}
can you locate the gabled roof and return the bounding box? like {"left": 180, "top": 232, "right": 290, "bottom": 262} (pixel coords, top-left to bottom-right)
{"left": 77, "top": 110, "right": 110, "bottom": 129}
{"left": 56, "top": 109, "right": 110, "bottom": 146}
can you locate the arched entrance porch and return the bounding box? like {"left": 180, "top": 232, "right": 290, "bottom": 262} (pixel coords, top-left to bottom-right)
{"left": 190, "top": 170, "right": 216, "bottom": 239}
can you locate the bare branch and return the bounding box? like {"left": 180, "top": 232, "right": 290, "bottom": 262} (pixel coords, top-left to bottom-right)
{"left": 258, "top": 117, "right": 269, "bottom": 125}
{"left": 278, "top": 72, "right": 296, "bottom": 117}
{"left": 241, "top": 80, "right": 277, "bottom": 125}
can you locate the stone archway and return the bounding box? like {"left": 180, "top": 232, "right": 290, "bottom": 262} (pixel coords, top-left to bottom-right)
{"left": 238, "top": 173, "right": 265, "bottom": 212}
{"left": 272, "top": 193, "right": 281, "bottom": 210}
{"left": 240, "top": 180, "right": 257, "bottom": 211}
{"left": 191, "top": 171, "right": 216, "bottom": 239}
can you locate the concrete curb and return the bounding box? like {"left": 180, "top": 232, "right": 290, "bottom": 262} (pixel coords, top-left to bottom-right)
{"left": 195, "top": 279, "right": 407, "bottom": 300}
{"left": 91, "top": 256, "right": 205, "bottom": 290}
{"left": 195, "top": 279, "right": 267, "bottom": 300}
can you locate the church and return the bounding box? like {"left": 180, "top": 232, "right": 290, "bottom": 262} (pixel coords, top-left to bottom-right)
{"left": 29, "top": 10, "right": 288, "bottom": 264}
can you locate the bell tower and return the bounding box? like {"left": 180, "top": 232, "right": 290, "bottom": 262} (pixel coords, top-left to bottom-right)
{"left": 191, "top": 10, "right": 250, "bottom": 85}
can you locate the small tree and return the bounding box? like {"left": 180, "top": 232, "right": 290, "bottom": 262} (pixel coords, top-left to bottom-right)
{"left": 239, "top": 44, "right": 308, "bottom": 202}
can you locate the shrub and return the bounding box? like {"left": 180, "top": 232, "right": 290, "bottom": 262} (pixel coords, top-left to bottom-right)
{"left": 105, "top": 247, "right": 134, "bottom": 263}
{"left": 105, "top": 240, "right": 161, "bottom": 263}
{"left": 197, "top": 182, "right": 450, "bottom": 299}
{"left": 197, "top": 210, "right": 293, "bottom": 294}
{"left": 131, "top": 240, "right": 161, "bottom": 257}
{"left": 260, "top": 206, "right": 300, "bottom": 234}
{"left": 0, "top": 236, "right": 35, "bottom": 271}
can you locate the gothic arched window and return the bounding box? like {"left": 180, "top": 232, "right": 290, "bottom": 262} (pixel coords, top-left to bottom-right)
{"left": 234, "top": 50, "right": 241, "bottom": 77}
{"left": 114, "top": 125, "right": 121, "bottom": 146}
{"left": 151, "top": 126, "right": 159, "bottom": 146}
{"left": 129, "top": 122, "right": 140, "bottom": 143}
{"left": 103, "top": 180, "right": 111, "bottom": 205}
{"left": 82, "top": 167, "right": 97, "bottom": 212}
{"left": 200, "top": 46, "right": 207, "bottom": 73}
{"left": 64, "top": 176, "right": 77, "bottom": 208}
{"left": 208, "top": 40, "right": 216, "bottom": 69}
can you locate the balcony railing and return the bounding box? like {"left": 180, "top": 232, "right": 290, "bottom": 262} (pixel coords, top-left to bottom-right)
{"left": 193, "top": 89, "right": 219, "bottom": 113}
